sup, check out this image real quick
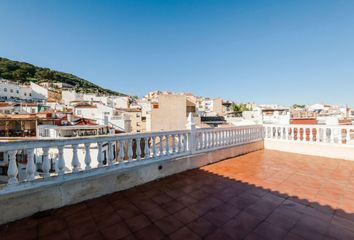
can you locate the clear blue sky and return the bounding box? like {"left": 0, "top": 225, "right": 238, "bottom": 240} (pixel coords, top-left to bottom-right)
{"left": 1, "top": 0, "right": 354, "bottom": 105}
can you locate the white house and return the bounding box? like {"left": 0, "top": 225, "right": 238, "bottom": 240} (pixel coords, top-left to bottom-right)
{"left": 0, "top": 79, "right": 32, "bottom": 100}
{"left": 74, "top": 102, "right": 126, "bottom": 131}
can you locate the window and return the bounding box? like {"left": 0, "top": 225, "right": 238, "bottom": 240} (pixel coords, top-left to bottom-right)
{"left": 16, "top": 90, "right": 19, "bottom": 94}
{"left": 29, "top": 93, "right": 32, "bottom": 96}
{"left": 77, "top": 110, "right": 82, "bottom": 115}
{"left": 137, "top": 122, "right": 141, "bottom": 126}
{"left": 4, "top": 88, "right": 7, "bottom": 92}
{"left": 43, "top": 129, "right": 50, "bottom": 137}
{"left": 136, "top": 113, "right": 140, "bottom": 118}
{"left": 10, "top": 89, "right": 13, "bottom": 93}
{"left": 153, "top": 104, "right": 159, "bottom": 109}
{"left": 24, "top": 93, "right": 27, "bottom": 96}
{"left": 142, "top": 116, "right": 146, "bottom": 122}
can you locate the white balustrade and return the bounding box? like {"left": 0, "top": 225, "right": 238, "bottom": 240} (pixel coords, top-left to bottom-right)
{"left": 0, "top": 124, "right": 263, "bottom": 187}
{"left": 264, "top": 124, "right": 354, "bottom": 146}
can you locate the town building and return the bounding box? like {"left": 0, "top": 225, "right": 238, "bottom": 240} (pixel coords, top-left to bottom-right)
{"left": 143, "top": 91, "right": 200, "bottom": 131}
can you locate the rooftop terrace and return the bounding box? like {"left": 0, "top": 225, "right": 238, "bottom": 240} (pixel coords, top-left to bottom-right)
{"left": 1, "top": 150, "right": 354, "bottom": 240}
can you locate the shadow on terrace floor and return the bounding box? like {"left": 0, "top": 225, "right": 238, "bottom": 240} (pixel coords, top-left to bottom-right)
{"left": 1, "top": 150, "right": 354, "bottom": 240}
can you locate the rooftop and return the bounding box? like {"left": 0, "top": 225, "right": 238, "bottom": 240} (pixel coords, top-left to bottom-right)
{"left": 1, "top": 150, "right": 353, "bottom": 240}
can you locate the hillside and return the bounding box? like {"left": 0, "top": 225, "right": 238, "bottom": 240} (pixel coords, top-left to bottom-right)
{"left": 0, "top": 57, "right": 126, "bottom": 96}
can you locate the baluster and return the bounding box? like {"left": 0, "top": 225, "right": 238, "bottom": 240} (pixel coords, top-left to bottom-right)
{"left": 285, "top": 127, "right": 289, "bottom": 140}
{"left": 178, "top": 134, "right": 182, "bottom": 153}
{"left": 221, "top": 131, "right": 224, "bottom": 145}
{"left": 119, "top": 141, "right": 125, "bottom": 164}
{"left": 346, "top": 128, "right": 351, "bottom": 144}
{"left": 145, "top": 137, "right": 150, "bottom": 158}
{"left": 84, "top": 143, "right": 92, "bottom": 170}
{"left": 7, "top": 150, "right": 18, "bottom": 185}
{"left": 72, "top": 144, "right": 80, "bottom": 172}
{"left": 152, "top": 136, "right": 157, "bottom": 157}
{"left": 309, "top": 127, "right": 314, "bottom": 142}
{"left": 108, "top": 141, "right": 115, "bottom": 165}
{"left": 316, "top": 128, "right": 320, "bottom": 143}
{"left": 164, "top": 135, "right": 169, "bottom": 155}
{"left": 159, "top": 135, "right": 164, "bottom": 156}
{"left": 204, "top": 132, "right": 209, "bottom": 149}
{"left": 42, "top": 148, "right": 50, "bottom": 177}
{"left": 322, "top": 128, "right": 327, "bottom": 143}
{"left": 338, "top": 128, "right": 342, "bottom": 144}
{"left": 97, "top": 142, "right": 104, "bottom": 167}
{"left": 280, "top": 127, "right": 284, "bottom": 140}
{"left": 25, "top": 148, "right": 36, "bottom": 181}
{"left": 136, "top": 138, "right": 141, "bottom": 160}
{"left": 302, "top": 128, "right": 307, "bottom": 142}
{"left": 330, "top": 128, "right": 335, "bottom": 143}
{"left": 210, "top": 131, "right": 214, "bottom": 148}
{"left": 127, "top": 139, "right": 133, "bottom": 162}
{"left": 184, "top": 133, "right": 188, "bottom": 152}
{"left": 57, "top": 146, "right": 65, "bottom": 175}
{"left": 211, "top": 130, "right": 216, "bottom": 147}
{"left": 208, "top": 132, "right": 212, "bottom": 148}
{"left": 171, "top": 134, "right": 176, "bottom": 154}
{"left": 218, "top": 131, "right": 220, "bottom": 146}
{"left": 296, "top": 128, "right": 300, "bottom": 142}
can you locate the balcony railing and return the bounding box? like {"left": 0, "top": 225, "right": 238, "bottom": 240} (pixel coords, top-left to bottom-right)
{"left": 0, "top": 124, "right": 263, "bottom": 188}
{"left": 264, "top": 124, "right": 354, "bottom": 144}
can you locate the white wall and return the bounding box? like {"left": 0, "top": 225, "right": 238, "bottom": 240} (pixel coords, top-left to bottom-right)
{"left": 30, "top": 82, "right": 48, "bottom": 100}
{"left": 0, "top": 81, "right": 32, "bottom": 100}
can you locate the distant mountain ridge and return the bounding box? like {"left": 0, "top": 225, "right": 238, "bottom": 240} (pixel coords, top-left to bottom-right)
{"left": 0, "top": 57, "right": 126, "bottom": 96}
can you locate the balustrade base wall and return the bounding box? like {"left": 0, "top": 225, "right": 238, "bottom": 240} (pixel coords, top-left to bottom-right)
{"left": 0, "top": 140, "right": 263, "bottom": 225}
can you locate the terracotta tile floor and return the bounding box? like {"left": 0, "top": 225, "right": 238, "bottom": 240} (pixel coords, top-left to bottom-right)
{"left": 1, "top": 149, "right": 354, "bottom": 240}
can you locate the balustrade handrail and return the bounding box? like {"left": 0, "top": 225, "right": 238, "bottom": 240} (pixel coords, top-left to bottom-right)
{"left": 264, "top": 123, "right": 354, "bottom": 146}
{"left": 0, "top": 129, "right": 191, "bottom": 152}
{"left": 264, "top": 123, "right": 354, "bottom": 129}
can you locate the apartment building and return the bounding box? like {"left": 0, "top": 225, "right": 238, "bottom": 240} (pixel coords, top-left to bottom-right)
{"left": 114, "top": 108, "right": 146, "bottom": 133}
{"left": 143, "top": 91, "right": 200, "bottom": 131}
{"left": 196, "top": 97, "right": 224, "bottom": 116}
{"left": 0, "top": 79, "right": 32, "bottom": 100}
